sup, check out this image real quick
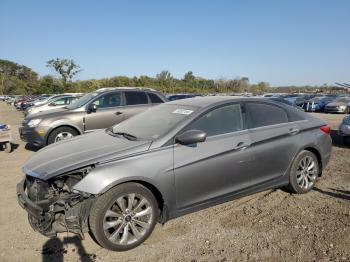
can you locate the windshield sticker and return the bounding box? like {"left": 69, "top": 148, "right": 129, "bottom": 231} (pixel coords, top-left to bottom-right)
{"left": 172, "top": 109, "right": 193, "bottom": 115}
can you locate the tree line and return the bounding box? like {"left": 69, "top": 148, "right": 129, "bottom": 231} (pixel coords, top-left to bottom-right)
{"left": 0, "top": 58, "right": 343, "bottom": 95}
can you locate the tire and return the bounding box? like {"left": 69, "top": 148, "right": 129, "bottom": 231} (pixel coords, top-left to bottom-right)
{"left": 47, "top": 126, "right": 79, "bottom": 145}
{"left": 4, "top": 142, "right": 12, "bottom": 153}
{"left": 286, "top": 150, "right": 320, "bottom": 194}
{"left": 89, "top": 183, "right": 159, "bottom": 251}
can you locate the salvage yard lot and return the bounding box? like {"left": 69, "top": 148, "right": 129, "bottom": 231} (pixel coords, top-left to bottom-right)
{"left": 0, "top": 102, "right": 349, "bottom": 262}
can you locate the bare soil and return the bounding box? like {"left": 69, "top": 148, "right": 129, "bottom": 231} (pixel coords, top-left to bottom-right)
{"left": 0, "top": 102, "right": 349, "bottom": 262}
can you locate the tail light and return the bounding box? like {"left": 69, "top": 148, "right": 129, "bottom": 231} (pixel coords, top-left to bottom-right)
{"left": 320, "top": 125, "right": 331, "bottom": 134}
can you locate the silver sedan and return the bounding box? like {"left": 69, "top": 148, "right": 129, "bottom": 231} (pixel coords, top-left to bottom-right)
{"left": 17, "top": 96, "right": 332, "bottom": 251}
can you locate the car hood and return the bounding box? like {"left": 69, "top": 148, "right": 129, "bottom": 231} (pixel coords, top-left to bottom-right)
{"left": 23, "top": 130, "right": 152, "bottom": 180}
{"left": 25, "top": 107, "right": 71, "bottom": 120}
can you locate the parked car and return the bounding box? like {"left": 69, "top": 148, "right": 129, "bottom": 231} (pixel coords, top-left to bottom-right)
{"left": 268, "top": 97, "right": 303, "bottom": 110}
{"left": 17, "top": 96, "right": 332, "bottom": 251}
{"left": 19, "top": 87, "right": 167, "bottom": 147}
{"left": 339, "top": 115, "right": 350, "bottom": 144}
{"left": 303, "top": 97, "right": 335, "bottom": 112}
{"left": 31, "top": 94, "right": 64, "bottom": 107}
{"left": 283, "top": 95, "right": 307, "bottom": 108}
{"left": 324, "top": 98, "right": 350, "bottom": 113}
{"left": 25, "top": 95, "right": 82, "bottom": 116}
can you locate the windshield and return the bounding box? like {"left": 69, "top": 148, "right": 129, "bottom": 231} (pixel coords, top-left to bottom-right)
{"left": 111, "top": 104, "right": 199, "bottom": 140}
{"left": 66, "top": 92, "right": 99, "bottom": 109}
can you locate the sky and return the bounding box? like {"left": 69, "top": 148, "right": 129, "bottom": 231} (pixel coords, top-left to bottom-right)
{"left": 0, "top": 0, "right": 349, "bottom": 86}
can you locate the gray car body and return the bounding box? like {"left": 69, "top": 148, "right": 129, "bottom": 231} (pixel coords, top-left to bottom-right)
{"left": 23, "top": 96, "right": 332, "bottom": 221}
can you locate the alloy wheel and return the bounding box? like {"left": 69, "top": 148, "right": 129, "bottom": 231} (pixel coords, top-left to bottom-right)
{"left": 103, "top": 193, "right": 153, "bottom": 246}
{"left": 54, "top": 132, "right": 73, "bottom": 142}
{"left": 296, "top": 156, "right": 317, "bottom": 190}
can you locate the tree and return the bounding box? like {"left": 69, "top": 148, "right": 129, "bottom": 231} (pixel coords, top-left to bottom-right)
{"left": 183, "top": 71, "right": 195, "bottom": 83}
{"left": 46, "top": 58, "right": 82, "bottom": 89}
{"left": 0, "top": 59, "right": 38, "bottom": 94}
{"left": 156, "top": 70, "right": 173, "bottom": 82}
{"left": 156, "top": 70, "right": 173, "bottom": 92}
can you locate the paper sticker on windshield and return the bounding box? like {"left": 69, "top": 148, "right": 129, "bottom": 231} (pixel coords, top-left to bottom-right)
{"left": 172, "top": 109, "right": 193, "bottom": 115}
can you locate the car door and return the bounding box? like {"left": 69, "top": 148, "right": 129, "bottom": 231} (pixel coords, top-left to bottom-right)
{"left": 244, "top": 102, "right": 301, "bottom": 185}
{"left": 84, "top": 91, "right": 125, "bottom": 131}
{"left": 173, "top": 103, "right": 255, "bottom": 211}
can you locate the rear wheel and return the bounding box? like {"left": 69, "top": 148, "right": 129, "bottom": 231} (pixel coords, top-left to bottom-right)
{"left": 47, "top": 127, "right": 78, "bottom": 145}
{"left": 286, "top": 150, "right": 319, "bottom": 194}
{"left": 89, "top": 183, "right": 159, "bottom": 251}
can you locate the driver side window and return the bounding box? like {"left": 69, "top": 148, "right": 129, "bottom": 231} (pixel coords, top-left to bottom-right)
{"left": 186, "top": 104, "right": 244, "bottom": 137}
{"left": 92, "top": 92, "right": 121, "bottom": 108}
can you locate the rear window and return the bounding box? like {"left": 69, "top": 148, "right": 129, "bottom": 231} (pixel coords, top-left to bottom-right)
{"left": 125, "top": 91, "right": 148, "bottom": 105}
{"left": 148, "top": 93, "right": 164, "bottom": 103}
{"left": 246, "top": 103, "right": 288, "bottom": 128}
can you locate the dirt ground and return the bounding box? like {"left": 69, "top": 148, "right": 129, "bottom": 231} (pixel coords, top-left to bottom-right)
{"left": 0, "top": 102, "right": 349, "bottom": 262}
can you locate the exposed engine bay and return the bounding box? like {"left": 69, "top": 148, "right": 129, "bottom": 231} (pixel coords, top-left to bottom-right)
{"left": 17, "top": 167, "right": 95, "bottom": 238}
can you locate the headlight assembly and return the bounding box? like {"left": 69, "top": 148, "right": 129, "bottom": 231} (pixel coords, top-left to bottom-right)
{"left": 27, "top": 119, "right": 42, "bottom": 128}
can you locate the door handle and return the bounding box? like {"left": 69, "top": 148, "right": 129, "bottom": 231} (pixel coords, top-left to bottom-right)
{"left": 234, "top": 142, "right": 250, "bottom": 150}
{"left": 288, "top": 128, "right": 300, "bottom": 135}
{"left": 115, "top": 111, "right": 123, "bottom": 115}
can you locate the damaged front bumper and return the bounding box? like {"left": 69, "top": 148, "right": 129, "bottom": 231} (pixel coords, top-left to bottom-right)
{"left": 16, "top": 174, "right": 95, "bottom": 238}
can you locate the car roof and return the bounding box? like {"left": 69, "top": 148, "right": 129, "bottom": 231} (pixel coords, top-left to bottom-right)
{"left": 95, "top": 87, "right": 157, "bottom": 93}
{"left": 166, "top": 96, "right": 273, "bottom": 108}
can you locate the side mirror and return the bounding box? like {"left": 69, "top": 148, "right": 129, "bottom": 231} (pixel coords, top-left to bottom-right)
{"left": 175, "top": 129, "right": 206, "bottom": 145}
{"left": 48, "top": 102, "right": 56, "bottom": 106}
{"left": 87, "top": 104, "right": 97, "bottom": 113}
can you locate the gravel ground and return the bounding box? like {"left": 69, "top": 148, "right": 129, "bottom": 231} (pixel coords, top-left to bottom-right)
{"left": 0, "top": 102, "right": 349, "bottom": 262}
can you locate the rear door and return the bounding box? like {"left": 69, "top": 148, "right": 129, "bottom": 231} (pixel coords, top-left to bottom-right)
{"left": 174, "top": 103, "right": 255, "bottom": 210}
{"left": 244, "top": 102, "right": 300, "bottom": 184}
{"left": 84, "top": 91, "right": 124, "bottom": 131}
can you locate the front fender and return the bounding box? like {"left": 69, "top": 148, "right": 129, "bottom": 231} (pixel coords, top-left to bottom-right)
{"left": 44, "top": 120, "right": 84, "bottom": 142}
{"left": 72, "top": 146, "right": 175, "bottom": 207}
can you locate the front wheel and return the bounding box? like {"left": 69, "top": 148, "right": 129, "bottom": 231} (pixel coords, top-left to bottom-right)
{"left": 89, "top": 183, "right": 159, "bottom": 251}
{"left": 47, "top": 127, "right": 78, "bottom": 145}
{"left": 286, "top": 150, "right": 320, "bottom": 194}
